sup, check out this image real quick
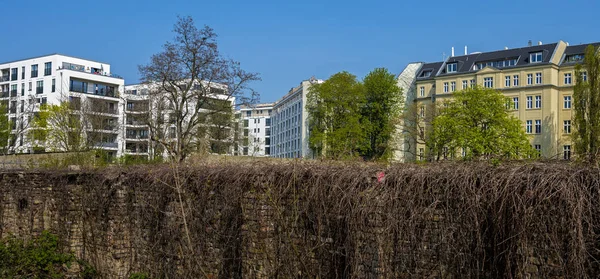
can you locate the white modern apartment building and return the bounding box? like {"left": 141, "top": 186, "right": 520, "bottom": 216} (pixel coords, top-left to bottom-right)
{"left": 270, "top": 77, "right": 323, "bottom": 158}
{"left": 0, "top": 54, "right": 124, "bottom": 157}
{"left": 238, "top": 103, "right": 273, "bottom": 156}
{"left": 123, "top": 82, "right": 236, "bottom": 160}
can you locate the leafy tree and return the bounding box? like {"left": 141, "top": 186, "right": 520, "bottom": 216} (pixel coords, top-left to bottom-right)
{"left": 139, "top": 16, "right": 259, "bottom": 162}
{"left": 429, "top": 86, "right": 533, "bottom": 160}
{"left": 573, "top": 45, "right": 600, "bottom": 162}
{"left": 362, "top": 68, "right": 403, "bottom": 161}
{"left": 0, "top": 102, "right": 11, "bottom": 154}
{"left": 307, "top": 71, "right": 366, "bottom": 159}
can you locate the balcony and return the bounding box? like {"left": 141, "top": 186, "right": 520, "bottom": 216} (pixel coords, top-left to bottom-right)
{"left": 0, "top": 76, "right": 8, "bottom": 82}
{"left": 1, "top": 91, "right": 8, "bottom": 98}
{"left": 95, "top": 142, "right": 118, "bottom": 149}
{"left": 126, "top": 134, "right": 149, "bottom": 140}
{"left": 10, "top": 90, "right": 17, "bottom": 97}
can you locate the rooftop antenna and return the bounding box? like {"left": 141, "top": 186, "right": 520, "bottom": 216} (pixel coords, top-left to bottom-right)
{"left": 528, "top": 40, "right": 532, "bottom": 47}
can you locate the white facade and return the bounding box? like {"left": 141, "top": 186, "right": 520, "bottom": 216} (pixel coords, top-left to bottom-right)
{"left": 0, "top": 54, "right": 124, "bottom": 158}
{"left": 270, "top": 77, "right": 323, "bottom": 158}
{"left": 394, "top": 62, "right": 424, "bottom": 162}
{"left": 124, "top": 82, "right": 236, "bottom": 160}
{"left": 238, "top": 103, "right": 273, "bottom": 156}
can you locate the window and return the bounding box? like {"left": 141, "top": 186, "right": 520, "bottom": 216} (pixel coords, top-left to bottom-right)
{"left": 505, "top": 76, "right": 510, "bottom": 87}
{"left": 534, "top": 144, "right": 542, "bottom": 157}
{"left": 513, "top": 75, "right": 519, "bottom": 86}
{"left": 582, "top": 71, "right": 588, "bottom": 82}
{"left": 483, "top": 77, "right": 493, "bottom": 88}
{"left": 564, "top": 120, "right": 571, "bottom": 134}
{"left": 470, "top": 79, "right": 475, "bottom": 88}
{"left": 527, "top": 74, "right": 533, "bottom": 85}
{"left": 564, "top": 96, "right": 571, "bottom": 109}
{"left": 535, "top": 72, "right": 542, "bottom": 84}
{"left": 11, "top": 68, "right": 17, "bottom": 81}
{"left": 420, "top": 105, "right": 425, "bottom": 118}
{"left": 419, "top": 86, "right": 425, "bottom": 97}
{"left": 530, "top": 52, "right": 543, "bottom": 63}
{"left": 564, "top": 73, "right": 572, "bottom": 85}
{"left": 526, "top": 120, "right": 532, "bottom": 134}
{"left": 535, "top": 120, "right": 541, "bottom": 134}
{"left": 246, "top": 111, "right": 251, "bottom": 117}
{"left": 31, "top": 64, "right": 38, "bottom": 78}
{"left": 36, "top": 80, "right": 43, "bottom": 94}
{"left": 462, "top": 80, "right": 468, "bottom": 89}
{"left": 44, "top": 62, "right": 52, "bottom": 76}
{"left": 20, "top": 83, "right": 24, "bottom": 96}
{"left": 534, "top": 95, "right": 541, "bottom": 108}
{"left": 513, "top": 97, "right": 519, "bottom": 110}
{"left": 526, "top": 96, "right": 533, "bottom": 109}
{"left": 28, "top": 82, "right": 31, "bottom": 91}
{"left": 421, "top": 70, "right": 432, "bottom": 77}
{"left": 265, "top": 118, "right": 271, "bottom": 126}
{"left": 443, "top": 82, "right": 448, "bottom": 93}
{"left": 52, "top": 79, "right": 55, "bottom": 92}
{"left": 450, "top": 81, "right": 456, "bottom": 92}
{"left": 21, "top": 66, "right": 25, "bottom": 79}
{"left": 69, "top": 80, "right": 87, "bottom": 93}
{"left": 10, "top": 84, "right": 17, "bottom": 97}
{"left": 418, "top": 148, "right": 424, "bottom": 161}
{"left": 446, "top": 63, "right": 457, "bottom": 73}
{"left": 563, "top": 145, "right": 571, "bottom": 160}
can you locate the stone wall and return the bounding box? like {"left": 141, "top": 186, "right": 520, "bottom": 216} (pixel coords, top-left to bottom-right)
{"left": 0, "top": 162, "right": 598, "bottom": 278}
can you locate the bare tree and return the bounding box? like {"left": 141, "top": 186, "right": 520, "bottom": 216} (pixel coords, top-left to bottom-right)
{"left": 139, "top": 16, "right": 260, "bottom": 162}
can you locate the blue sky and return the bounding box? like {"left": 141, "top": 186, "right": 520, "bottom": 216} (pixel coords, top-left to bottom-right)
{"left": 1, "top": 0, "right": 598, "bottom": 102}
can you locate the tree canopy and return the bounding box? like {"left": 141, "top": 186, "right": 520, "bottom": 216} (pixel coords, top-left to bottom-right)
{"left": 429, "top": 86, "right": 533, "bottom": 160}
{"left": 138, "top": 16, "right": 259, "bottom": 162}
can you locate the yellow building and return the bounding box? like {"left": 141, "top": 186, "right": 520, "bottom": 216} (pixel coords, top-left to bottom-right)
{"left": 411, "top": 40, "right": 599, "bottom": 160}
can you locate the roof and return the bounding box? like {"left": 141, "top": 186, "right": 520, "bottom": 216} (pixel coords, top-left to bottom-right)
{"left": 560, "top": 42, "right": 600, "bottom": 66}
{"left": 0, "top": 53, "right": 110, "bottom": 66}
{"left": 437, "top": 43, "right": 558, "bottom": 77}
{"left": 416, "top": 62, "right": 444, "bottom": 81}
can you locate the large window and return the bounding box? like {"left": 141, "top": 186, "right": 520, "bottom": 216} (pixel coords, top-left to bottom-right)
{"left": 534, "top": 144, "right": 541, "bottom": 157}
{"left": 535, "top": 120, "right": 541, "bottom": 134}
{"left": 564, "top": 120, "right": 571, "bottom": 134}
{"left": 527, "top": 74, "right": 533, "bottom": 85}
{"left": 534, "top": 95, "right": 542, "bottom": 108}
{"left": 420, "top": 86, "right": 425, "bottom": 97}
{"left": 526, "top": 96, "right": 533, "bottom": 109}
{"left": 564, "top": 145, "right": 571, "bottom": 160}
{"left": 530, "top": 52, "right": 543, "bottom": 63}
{"left": 535, "top": 72, "right": 542, "bottom": 84}
{"left": 505, "top": 76, "right": 510, "bottom": 87}
{"left": 446, "top": 63, "right": 457, "bottom": 73}
{"left": 443, "top": 82, "right": 448, "bottom": 93}
{"left": 52, "top": 79, "right": 55, "bottom": 92}
{"left": 31, "top": 64, "right": 38, "bottom": 78}
{"left": 483, "top": 77, "right": 493, "bottom": 88}
{"left": 70, "top": 79, "right": 88, "bottom": 93}
{"left": 36, "top": 81, "right": 43, "bottom": 94}
{"left": 564, "top": 73, "right": 572, "bottom": 85}
{"left": 450, "top": 81, "right": 456, "bottom": 92}
{"left": 21, "top": 66, "right": 25, "bottom": 79}
{"left": 462, "top": 80, "right": 467, "bottom": 90}
{"left": 526, "top": 120, "right": 532, "bottom": 134}
{"left": 513, "top": 97, "right": 519, "bottom": 110}
{"left": 513, "top": 75, "right": 519, "bottom": 86}
{"left": 44, "top": 62, "right": 52, "bottom": 76}
{"left": 564, "top": 96, "right": 572, "bottom": 109}
{"left": 11, "top": 68, "right": 17, "bottom": 81}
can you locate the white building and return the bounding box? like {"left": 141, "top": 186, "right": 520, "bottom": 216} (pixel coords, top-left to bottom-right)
{"left": 123, "top": 82, "right": 236, "bottom": 160}
{"left": 0, "top": 54, "right": 124, "bottom": 158}
{"left": 237, "top": 103, "right": 273, "bottom": 156}
{"left": 270, "top": 77, "right": 323, "bottom": 158}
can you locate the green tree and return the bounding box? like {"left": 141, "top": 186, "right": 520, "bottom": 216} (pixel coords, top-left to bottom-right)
{"left": 429, "top": 86, "right": 533, "bottom": 160}
{"left": 0, "top": 102, "right": 11, "bottom": 154}
{"left": 573, "top": 45, "right": 600, "bottom": 162}
{"left": 307, "top": 72, "right": 366, "bottom": 159}
{"left": 362, "top": 68, "right": 403, "bottom": 161}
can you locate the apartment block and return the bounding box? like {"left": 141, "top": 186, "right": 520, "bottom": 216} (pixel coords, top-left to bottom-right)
{"left": 410, "top": 40, "right": 599, "bottom": 161}
{"left": 123, "top": 82, "right": 235, "bottom": 160}
{"left": 270, "top": 77, "right": 323, "bottom": 158}
{"left": 237, "top": 103, "right": 273, "bottom": 156}
{"left": 0, "top": 54, "right": 124, "bottom": 157}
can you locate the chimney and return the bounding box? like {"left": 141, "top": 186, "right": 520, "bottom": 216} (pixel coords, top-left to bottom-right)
{"left": 451, "top": 47, "right": 455, "bottom": 57}
{"left": 504, "top": 46, "right": 508, "bottom": 50}
{"left": 538, "top": 41, "right": 543, "bottom": 45}
{"left": 566, "top": 42, "right": 570, "bottom": 46}
{"left": 528, "top": 40, "right": 532, "bottom": 47}
{"left": 464, "top": 46, "right": 468, "bottom": 55}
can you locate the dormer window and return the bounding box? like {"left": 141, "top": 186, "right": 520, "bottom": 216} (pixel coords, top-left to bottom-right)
{"left": 421, "top": 70, "right": 432, "bottom": 77}
{"left": 530, "top": 52, "right": 543, "bottom": 63}
{"left": 446, "top": 63, "right": 457, "bottom": 73}
{"left": 565, "top": 54, "right": 584, "bottom": 63}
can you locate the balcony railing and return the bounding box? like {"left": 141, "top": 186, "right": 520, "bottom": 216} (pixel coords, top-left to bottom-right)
{"left": 10, "top": 90, "right": 17, "bottom": 97}
{"left": 0, "top": 76, "right": 9, "bottom": 82}
{"left": 1, "top": 92, "right": 8, "bottom": 98}
{"left": 126, "top": 134, "right": 149, "bottom": 139}
{"left": 95, "top": 142, "right": 118, "bottom": 148}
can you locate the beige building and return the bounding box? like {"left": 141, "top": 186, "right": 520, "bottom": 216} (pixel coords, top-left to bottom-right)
{"left": 411, "top": 40, "right": 599, "bottom": 161}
